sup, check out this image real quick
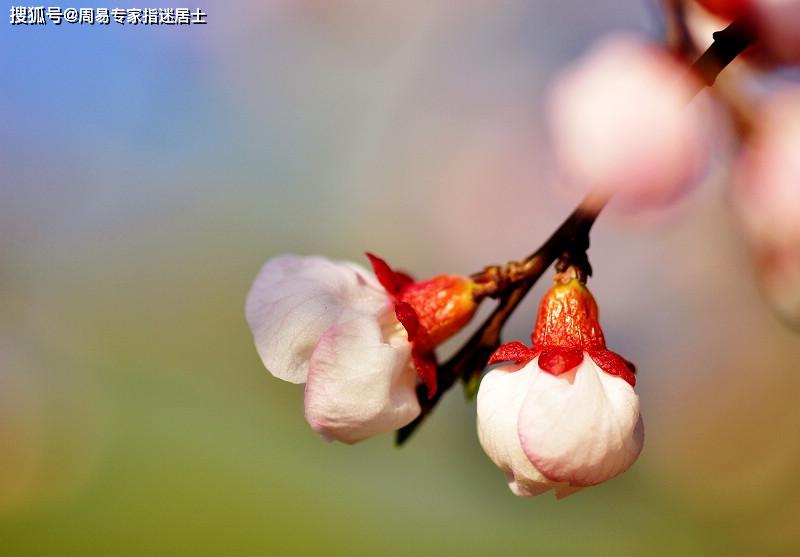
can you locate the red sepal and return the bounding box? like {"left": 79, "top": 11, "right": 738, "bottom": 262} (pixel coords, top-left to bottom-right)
{"left": 412, "top": 349, "right": 438, "bottom": 399}
{"left": 488, "top": 341, "right": 538, "bottom": 366}
{"left": 537, "top": 347, "right": 584, "bottom": 376}
{"left": 588, "top": 349, "right": 637, "bottom": 387}
{"left": 394, "top": 301, "right": 420, "bottom": 341}
{"left": 366, "top": 252, "right": 414, "bottom": 297}
{"left": 395, "top": 301, "right": 438, "bottom": 397}
{"left": 393, "top": 271, "right": 415, "bottom": 290}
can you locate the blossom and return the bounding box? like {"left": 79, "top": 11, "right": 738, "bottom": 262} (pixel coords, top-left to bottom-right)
{"left": 733, "top": 91, "right": 800, "bottom": 323}
{"left": 245, "top": 253, "right": 477, "bottom": 443}
{"left": 477, "top": 270, "right": 644, "bottom": 497}
{"left": 547, "top": 34, "right": 712, "bottom": 209}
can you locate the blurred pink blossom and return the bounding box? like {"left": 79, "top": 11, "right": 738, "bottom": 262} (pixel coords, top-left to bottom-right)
{"left": 756, "top": 0, "right": 800, "bottom": 62}
{"left": 734, "top": 91, "right": 800, "bottom": 322}
{"left": 547, "top": 34, "right": 712, "bottom": 209}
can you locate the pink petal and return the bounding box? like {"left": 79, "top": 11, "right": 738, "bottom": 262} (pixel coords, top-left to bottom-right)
{"left": 304, "top": 316, "right": 420, "bottom": 444}
{"left": 245, "top": 255, "right": 390, "bottom": 383}
{"left": 518, "top": 355, "right": 644, "bottom": 486}
{"left": 477, "top": 361, "right": 575, "bottom": 497}
{"left": 734, "top": 91, "right": 800, "bottom": 246}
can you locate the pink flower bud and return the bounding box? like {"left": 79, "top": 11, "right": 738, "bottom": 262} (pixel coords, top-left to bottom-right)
{"left": 477, "top": 273, "right": 644, "bottom": 497}
{"left": 547, "top": 34, "right": 711, "bottom": 208}
{"left": 733, "top": 92, "right": 800, "bottom": 323}
{"left": 245, "top": 253, "right": 479, "bottom": 443}
{"left": 245, "top": 255, "right": 420, "bottom": 443}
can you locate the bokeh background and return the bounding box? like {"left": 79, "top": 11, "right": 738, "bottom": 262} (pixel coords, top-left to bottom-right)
{"left": 3, "top": 1, "right": 800, "bottom": 555}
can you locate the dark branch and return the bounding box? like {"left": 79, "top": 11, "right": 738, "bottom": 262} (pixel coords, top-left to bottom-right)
{"left": 396, "top": 17, "right": 757, "bottom": 446}
{"left": 687, "top": 19, "right": 755, "bottom": 93}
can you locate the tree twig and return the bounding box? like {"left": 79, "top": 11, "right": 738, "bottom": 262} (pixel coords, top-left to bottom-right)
{"left": 396, "top": 17, "right": 756, "bottom": 446}
{"left": 688, "top": 18, "right": 755, "bottom": 94}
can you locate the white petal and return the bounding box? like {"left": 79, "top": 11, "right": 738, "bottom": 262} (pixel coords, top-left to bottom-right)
{"left": 245, "top": 255, "right": 391, "bottom": 383}
{"left": 477, "top": 361, "right": 577, "bottom": 497}
{"left": 303, "top": 316, "right": 420, "bottom": 444}
{"left": 518, "top": 354, "right": 644, "bottom": 487}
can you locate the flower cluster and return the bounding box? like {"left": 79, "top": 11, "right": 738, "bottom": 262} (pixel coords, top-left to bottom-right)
{"left": 246, "top": 254, "right": 643, "bottom": 497}
{"left": 245, "top": 253, "right": 477, "bottom": 444}
{"left": 245, "top": 2, "right": 800, "bottom": 499}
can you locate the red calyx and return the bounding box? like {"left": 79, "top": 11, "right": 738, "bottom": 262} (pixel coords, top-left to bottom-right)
{"left": 394, "top": 301, "right": 421, "bottom": 341}
{"left": 531, "top": 277, "right": 605, "bottom": 350}
{"left": 366, "top": 252, "right": 414, "bottom": 296}
{"left": 488, "top": 275, "right": 637, "bottom": 387}
{"left": 393, "top": 301, "right": 438, "bottom": 397}
{"left": 398, "top": 275, "right": 477, "bottom": 350}
{"left": 488, "top": 341, "right": 538, "bottom": 365}
{"left": 367, "top": 252, "right": 478, "bottom": 399}
{"left": 538, "top": 347, "right": 584, "bottom": 375}
{"left": 587, "top": 349, "right": 636, "bottom": 387}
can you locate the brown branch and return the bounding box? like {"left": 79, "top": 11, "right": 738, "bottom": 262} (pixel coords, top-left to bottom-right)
{"left": 687, "top": 18, "right": 755, "bottom": 94}
{"left": 395, "top": 17, "right": 756, "bottom": 446}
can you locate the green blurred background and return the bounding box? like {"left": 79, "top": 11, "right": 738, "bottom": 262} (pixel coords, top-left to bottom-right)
{"left": 3, "top": 1, "right": 800, "bottom": 555}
